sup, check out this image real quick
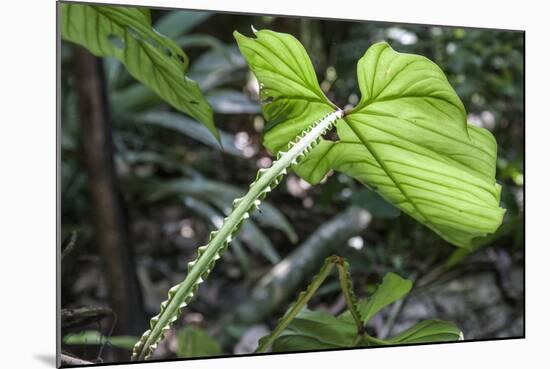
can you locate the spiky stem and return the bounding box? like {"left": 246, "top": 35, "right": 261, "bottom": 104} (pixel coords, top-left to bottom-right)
{"left": 131, "top": 109, "right": 344, "bottom": 361}
{"left": 335, "top": 258, "right": 363, "bottom": 333}
{"left": 255, "top": 256, "right": 338, "bottom": 353}
{"left": 255, "top": 255, "right": 363, "bottom": 353}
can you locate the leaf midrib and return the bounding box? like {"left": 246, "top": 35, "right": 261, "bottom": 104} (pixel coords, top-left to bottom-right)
{"left": 343, "top": 117, "right": 434, "bottom": 229}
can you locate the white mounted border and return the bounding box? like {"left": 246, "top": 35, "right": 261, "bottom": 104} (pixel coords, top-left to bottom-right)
{"left": 1, "top": 1, "right": 546, "bottom": 369}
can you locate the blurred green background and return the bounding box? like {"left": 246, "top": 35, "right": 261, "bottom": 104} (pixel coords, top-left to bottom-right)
{"left": 60, "top": 5, "right": 524, "bottom": 363}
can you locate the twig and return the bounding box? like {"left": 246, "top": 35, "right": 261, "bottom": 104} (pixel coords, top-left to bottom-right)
{"left": 61, "top": 306, "right": 112, "bottom": 329}
{"left": 335, "top": 257, "right": 363, "bottom": 333}
{"left": 60, "top": 353, "right": 93, "bottom": 366}
{"left": 255, "top": 257, "right": 337, "bottom": 353}
{"left": 61, "top": 231, "right": 78, "bottom": 260}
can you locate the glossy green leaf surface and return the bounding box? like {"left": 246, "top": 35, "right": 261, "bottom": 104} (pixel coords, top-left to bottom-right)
{"left": 61, "top": 3, "right": 218, "bottom": 140}
{"left": 271, "top": 309, "right": 356, "bottom": 351}
{"left": 235, "top": 29, "right": 504, "bottom": 248}
{"left": 384, "top": 319, "right": 462, "bottom": 344}
{"left": 358, "top": 272, "right": 412, "bottom": 324}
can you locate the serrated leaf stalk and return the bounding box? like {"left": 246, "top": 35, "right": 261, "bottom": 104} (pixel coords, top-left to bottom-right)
{"left": 131, "top": 108, "right": 344, "bottom": 360}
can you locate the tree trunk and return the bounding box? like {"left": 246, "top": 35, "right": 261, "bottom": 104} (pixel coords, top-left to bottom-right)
{"left": 73, "top": 46, "right": 145, "bottom": 337}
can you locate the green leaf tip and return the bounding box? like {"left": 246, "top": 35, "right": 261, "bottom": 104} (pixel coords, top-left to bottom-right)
{"left": 236, "top": 28, "right": 505, "bottom": 248}
{"left": 233, "top": 28, "right": 339, "bottom": 154}
{"left": 358, "top": 272, "right": 413, "bottom": 325}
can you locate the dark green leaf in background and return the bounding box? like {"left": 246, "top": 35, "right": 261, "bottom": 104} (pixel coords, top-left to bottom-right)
{"left": 206, "top": 89, "right": 261, "bottom": 114}
{"left": 272, "top": 309, "right": 357, "bottom": 351}
{"left": 351, "top": 188, "right": 400, "bottom": 218}
{"left": 63, "top": 330, "right": 138, "bottom": 351}
{"left": 134, "top": 111, "right": 244, "bottom": 157}
{"left": 148, "top": 177, "right": 298, "bottom": 244}
{"left": 153, "top": 10, "right": 213, "bottom": 39}
{"left": 61, "top": 3, "right": 219, "bottom": 140}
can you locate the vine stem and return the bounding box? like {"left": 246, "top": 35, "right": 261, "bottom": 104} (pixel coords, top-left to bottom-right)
{"left": 335, "top": 259, "right": 363, "bottom": 333}
{"left": 255, "top": 255, "right": 365, "bottom": 353}
{"left": 351, "top": 332, "right": 388, "bottom": 347}
{"left": 255, "top": 256, "right": 338, "bottom": 353}
{"left": 363, "top": 333, "right": 390, "bottom": 346}
{"left": 132, "top": 109, "right": 344, "bottom": 361}
{"left": 351, "top": 334, "right": 363, "bottom": 346}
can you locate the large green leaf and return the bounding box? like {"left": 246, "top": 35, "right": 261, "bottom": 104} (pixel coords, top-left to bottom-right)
{"left": 358, "top": 272, "right": 412, "bottom": 324}
{"left": 235, "top": 29, "right": 504, "bottom": 248}
{"left": 133, "top": 111, "right": 244, "bottom": 157}
{"left": 61, "top": 3, "right": 218, "bottom": 140}
{"left": 384, "top": 320, "right": 462, "bottom": 344}
{"left": 271, "top": 309, "right": 357, "bottom": 351}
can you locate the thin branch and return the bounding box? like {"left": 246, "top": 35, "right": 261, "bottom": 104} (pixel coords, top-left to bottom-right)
{"left": 60, "top": 353, "right": 93, "bottom": 366}
{"left": 255, "top": 256, "right": 338, "bottom": 353}
{"left": 334, "top": 257, "right": 363, "bottom": 333}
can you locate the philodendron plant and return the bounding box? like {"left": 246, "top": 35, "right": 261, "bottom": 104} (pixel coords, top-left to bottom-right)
{"left": 130, "top": 28, "right": 504, "bottom": 360}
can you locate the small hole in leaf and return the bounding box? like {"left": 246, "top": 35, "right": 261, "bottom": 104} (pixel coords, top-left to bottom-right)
{"left": 108, "top": 34, "right": 124, "bottom": 49}
{"left": 127, "top": 28, "right": 160, "bottom": 49}
{"left": 176, "top": 54, "right": 186, "bottom": 63}
{"left": 189, "top": 101, "right": 200, "bottom": 105}
{"left": 164, "top": 48, "right": 173, "bottom": 57}
{"left": 261, "top": 96, "right": 274, "bottom": 104}
{"left": 322, "top": 126, "right": 340, "bottom": 142}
